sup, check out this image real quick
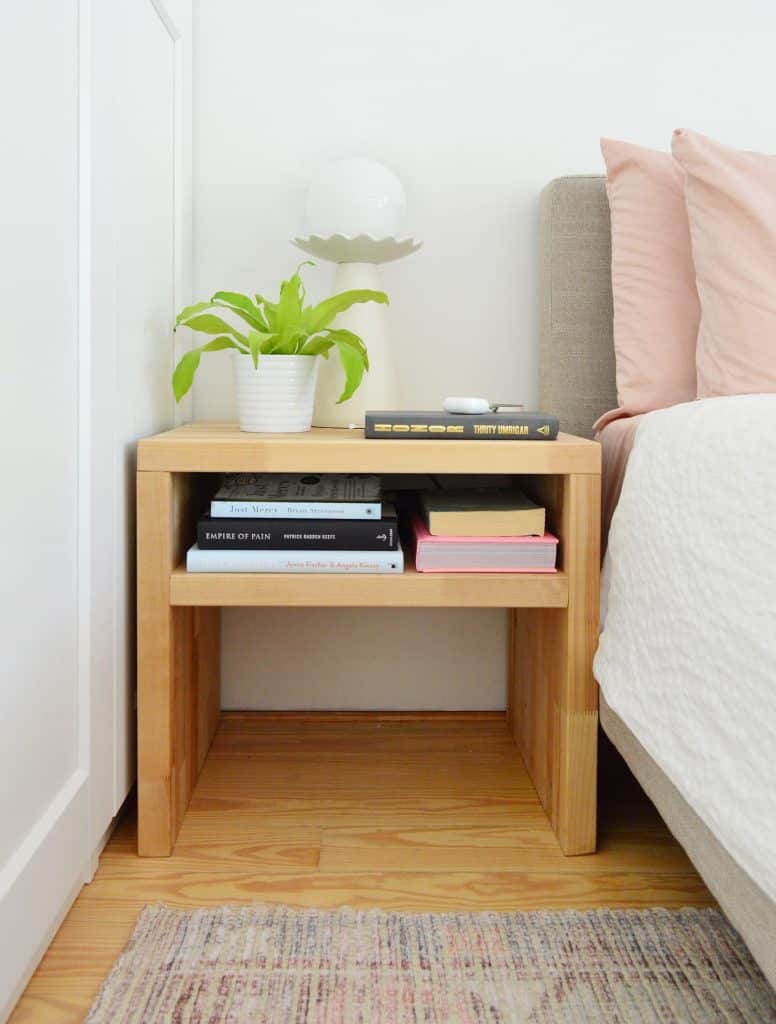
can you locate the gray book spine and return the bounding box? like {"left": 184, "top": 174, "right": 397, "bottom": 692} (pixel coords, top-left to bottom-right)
{"left": 365, "top": 412, "right": 559, "bottom": 440}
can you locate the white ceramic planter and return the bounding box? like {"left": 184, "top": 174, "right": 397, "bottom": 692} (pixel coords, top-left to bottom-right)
{"left": 232, "top": 353, "right": 319, "bottom": 433}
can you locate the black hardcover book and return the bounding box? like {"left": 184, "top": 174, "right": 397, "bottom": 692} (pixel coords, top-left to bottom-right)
{"left": 364, "top": 411, "right": 559, "bottom": 440}
{"left": 197, "top": 507, "right": 398, "bottom": 551}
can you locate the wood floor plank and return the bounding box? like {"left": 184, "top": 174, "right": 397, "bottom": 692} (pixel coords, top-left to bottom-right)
{"left": 318, "top": 825, "right": 697, "bottom": 874}
{"left": 9, "top": 713, "right": 714, "bottom": 1024}
{"left": 48, "top": 869, "right": 714, "bottom": 913}
{"left": 176, "top": 819, "right": 320, "bottom": 856}
{"left": 186, "top": 794, "right": 549, "bottom": 824}
{"left": 183, "top": 804, "right": 553, "bottom": 834}
{"left": 195, "top": 761, "right": 535, "bottom": 800}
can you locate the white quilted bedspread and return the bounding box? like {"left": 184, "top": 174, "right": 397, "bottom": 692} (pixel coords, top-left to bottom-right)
{"left": 595, "top": 395, "right": 776, "bottom": 900}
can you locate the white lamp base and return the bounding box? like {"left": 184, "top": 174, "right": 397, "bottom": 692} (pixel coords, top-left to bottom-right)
{"left": 312, "top": 262, "right": 400, "bottom": 428}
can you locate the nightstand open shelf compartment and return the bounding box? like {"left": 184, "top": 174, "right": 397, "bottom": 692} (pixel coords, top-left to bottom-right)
{"left": 137, "top": 423, "right": 601, "bottom": 858}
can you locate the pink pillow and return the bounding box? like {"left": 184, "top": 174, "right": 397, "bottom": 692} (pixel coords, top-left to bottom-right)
{"left": 594, "top": 138, "right": 699, "bottom": 432}
{"left": 672, "top": 128, "right": 776, "bottom": 398}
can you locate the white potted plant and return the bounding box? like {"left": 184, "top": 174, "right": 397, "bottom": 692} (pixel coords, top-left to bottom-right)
{"left": 173, "top": 262, "right": 387, "bottom": 432}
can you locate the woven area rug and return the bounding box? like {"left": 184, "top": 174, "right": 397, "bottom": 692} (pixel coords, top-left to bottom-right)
{"left": 86, "top": 904, "right": 776, "bottom": 1023}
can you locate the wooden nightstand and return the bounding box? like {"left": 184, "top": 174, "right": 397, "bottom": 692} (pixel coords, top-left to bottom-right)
{"left": 136, "top": 424, "right": 601, "bottom": 857}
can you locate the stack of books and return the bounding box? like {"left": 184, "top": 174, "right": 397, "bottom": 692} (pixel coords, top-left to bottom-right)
{"left": 411, "top": 489, "right": 558, "bottom": 572}
{"left": 186, "top": 474, "right": 403, "bottom": 573}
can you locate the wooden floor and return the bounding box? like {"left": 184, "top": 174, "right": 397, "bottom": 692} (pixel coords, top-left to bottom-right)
{"left": 11, "top": 712, "right": 713, "bottom": 1022}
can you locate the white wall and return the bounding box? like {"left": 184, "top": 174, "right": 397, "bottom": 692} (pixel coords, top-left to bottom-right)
{"left": 192, "top": 0, "right": 776, "bottom": 709}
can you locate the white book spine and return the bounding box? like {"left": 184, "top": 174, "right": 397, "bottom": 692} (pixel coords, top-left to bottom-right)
{"left": 186, "top": 544, "right": 404, "bottom": 574}
{"left": 210, "top": 500, "right": 381, "bottom": 520}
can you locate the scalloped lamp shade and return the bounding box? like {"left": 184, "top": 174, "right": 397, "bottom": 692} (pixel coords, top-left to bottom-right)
{"left": 305, "top": 158, "right": 407, "bottom": 238}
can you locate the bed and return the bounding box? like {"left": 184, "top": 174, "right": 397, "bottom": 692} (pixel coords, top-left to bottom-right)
{"left": 538, "top": 175, "right": 776, "bottom": 988}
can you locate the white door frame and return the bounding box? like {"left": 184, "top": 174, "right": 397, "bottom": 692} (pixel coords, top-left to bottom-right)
{"left": 150, "top": 0, "right": 193, "bottom": 426}
{"left": 82, "top": 0, "right": 193, "bottom": 868}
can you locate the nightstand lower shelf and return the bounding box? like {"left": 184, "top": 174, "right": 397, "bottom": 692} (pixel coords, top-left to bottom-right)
{"left": 170, "top": 564, "right": 570, "bottom": 608}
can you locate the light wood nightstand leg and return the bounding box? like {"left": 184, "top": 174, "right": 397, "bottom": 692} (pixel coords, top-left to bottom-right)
{"left": 137, "top": 471, "right": 220, "bottom": 856}
{"left": 508, "top": 473, "right": 600, "bottom": 855}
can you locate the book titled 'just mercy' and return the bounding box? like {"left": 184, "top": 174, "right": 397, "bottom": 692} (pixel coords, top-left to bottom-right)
{"left": 211, "top": 473, "right": 381, "bottom": 519}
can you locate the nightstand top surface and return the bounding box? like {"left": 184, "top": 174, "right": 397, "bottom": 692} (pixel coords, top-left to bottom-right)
{"left": 138, "top": 422, "right": 600, "bottom": 474}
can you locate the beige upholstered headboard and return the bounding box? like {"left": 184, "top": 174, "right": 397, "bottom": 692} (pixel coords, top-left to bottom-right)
{"left": 538, "top": 176, "right": 617, "bottom": 438}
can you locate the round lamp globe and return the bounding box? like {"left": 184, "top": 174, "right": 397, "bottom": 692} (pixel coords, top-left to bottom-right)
{"left": 305, "top": 158, "right": 407, "bottom": 240}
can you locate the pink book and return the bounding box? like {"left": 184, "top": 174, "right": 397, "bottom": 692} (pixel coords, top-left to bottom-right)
{"left": 411, "top": 516, "right": 558, "bottom": 573}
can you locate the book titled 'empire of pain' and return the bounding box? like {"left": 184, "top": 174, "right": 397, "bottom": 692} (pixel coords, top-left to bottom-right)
{"left": 364, "top": 411, "right": 559, "bottom": 440}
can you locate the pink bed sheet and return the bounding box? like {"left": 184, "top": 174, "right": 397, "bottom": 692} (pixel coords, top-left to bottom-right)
{"left": 596, "top": 414, "right": 645, "bottom": 548}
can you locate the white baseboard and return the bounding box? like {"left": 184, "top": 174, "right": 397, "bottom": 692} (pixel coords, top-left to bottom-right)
{"left": 0, "top": 773, "right": 89, "bottom": 1023}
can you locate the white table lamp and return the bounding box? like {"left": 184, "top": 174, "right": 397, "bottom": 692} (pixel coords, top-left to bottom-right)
{"left": 292, "top": 158, "right": 422, "bottom": 428}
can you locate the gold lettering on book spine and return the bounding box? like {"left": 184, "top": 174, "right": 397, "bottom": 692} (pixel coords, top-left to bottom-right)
{"left": 374, "top": 421, "right": 541, "bottom": 435}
